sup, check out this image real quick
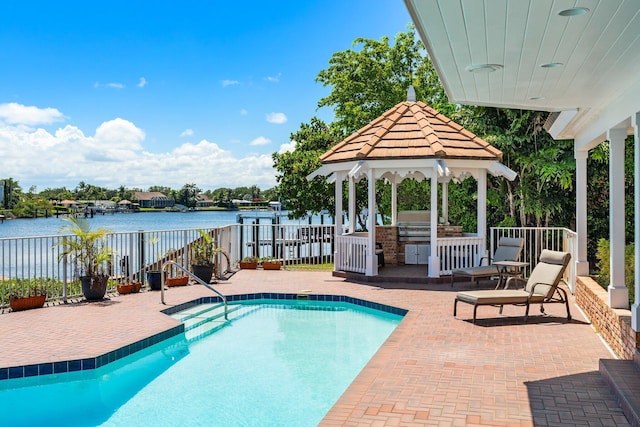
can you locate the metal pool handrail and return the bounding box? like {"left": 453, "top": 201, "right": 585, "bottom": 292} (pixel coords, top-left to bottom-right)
{"left": 160, "top": 260, "right": 228, "bottom": 320}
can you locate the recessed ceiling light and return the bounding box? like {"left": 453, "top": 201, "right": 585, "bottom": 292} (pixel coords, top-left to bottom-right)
{"left": 465, "top": 64, "right": 503, "bottom": 73}
{"left": 558, "top": 7, "right": 589, "bottom": 17}
{"left": 529, "top": 96, "right": 545, "bottom": 100}
{"left": 541, "top": 62, "right": 563, "bottom": 68}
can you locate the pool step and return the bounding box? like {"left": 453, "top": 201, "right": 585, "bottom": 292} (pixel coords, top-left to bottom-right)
{"left": 170, "top": 303, "right": 258, "bottom": 342}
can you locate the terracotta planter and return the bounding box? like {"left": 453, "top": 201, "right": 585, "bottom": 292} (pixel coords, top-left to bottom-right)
{"left": 239, "top": 261, "right": 258, "bottom": 269}
{"left": 9, "top": 295, "right": 46, "bottom": 312}
{"left": 117, "top": 282, "right": 141, "bottom": 294}
{"left": 262, "top": 261, "right": 281, "bottom": 270}
{"left": 166, "top": 276, "right": 189, "bottom": 287}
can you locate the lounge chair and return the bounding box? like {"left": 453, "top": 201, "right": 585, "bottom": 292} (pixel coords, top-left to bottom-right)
{"left": 450, "top": 237, "right": 524, "bottom": 287}
{"left": 453, "top": 249, "right": 571, "bottom": 323}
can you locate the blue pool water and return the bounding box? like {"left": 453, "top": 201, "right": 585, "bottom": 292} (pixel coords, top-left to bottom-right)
{"left": 0, "top": 300, "right": 402, "bottom": 426}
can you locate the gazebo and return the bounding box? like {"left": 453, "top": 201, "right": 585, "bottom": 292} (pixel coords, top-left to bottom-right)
{"left": 308, "top": 91, "right": 517, "bottom": 278}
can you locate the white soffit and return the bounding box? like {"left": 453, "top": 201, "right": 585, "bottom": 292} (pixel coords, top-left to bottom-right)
{"left": 404, "top": 0, "right": 640, "bottom": 140}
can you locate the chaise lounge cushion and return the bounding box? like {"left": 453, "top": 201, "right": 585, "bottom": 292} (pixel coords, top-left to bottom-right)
{"left": 452, "top": 265, "right": 499, "bottom": 278}
{"left": 455, "top": 289, "right": 529, "bottom": 306}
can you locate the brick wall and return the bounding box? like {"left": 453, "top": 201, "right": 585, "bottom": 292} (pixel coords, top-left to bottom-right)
{"left": 575, "top": 276, "right": 639, "bottom": 360}
{"left": 375, "top": 226, "right": 398, "bottom": 265}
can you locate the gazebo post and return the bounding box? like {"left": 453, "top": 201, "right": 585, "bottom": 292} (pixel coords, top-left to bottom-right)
{"left": 477, "top": 170, "right": 488, "bottom": 260}
{"left": 348, "top": 176, "right": 356, "bottom": 234}
{"left": 391, "top": 178, "right": 398, "bottom": 225}
{"left": 429, "top": 168, "right": 440, "bottom": 277}
{"left": 334, "top": 172, "right": 344, "bottom": 270}
{"left": 442, "top": 181, "right": 449, "bottom": 224}
{"left": 334, "top": 172, "right": 344, "bottom": 236}
{"left": 366, "top": 169, "right": 376, "bottom": 276}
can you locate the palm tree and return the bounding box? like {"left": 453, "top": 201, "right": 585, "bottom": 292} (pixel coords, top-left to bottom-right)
{"left": 56, "top": 216, "right": 112, "bottom": 300}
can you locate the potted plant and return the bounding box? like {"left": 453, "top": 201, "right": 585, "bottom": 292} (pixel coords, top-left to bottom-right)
{"left": 117, "top": 281, "right": 141, "bottom": 294}
{"left": 56, "top": 216, "right": 112, "bottom": 301}
{"left": 146, "top": 236, "right": 163, "bottom": 291}
{"left": 8, "top": 283, "right": 47, "bottom": 311}
{"left": 190, "top": 229, "right": 222, "bottom": 283}
{"left": 238, "top": 255, "right": 259, "bottom": 269}
{"left": 163, "top": 248, "right": 189, "bottom": 286}
{"left": 260, "top": 257, "right": 282, "bottom": 270}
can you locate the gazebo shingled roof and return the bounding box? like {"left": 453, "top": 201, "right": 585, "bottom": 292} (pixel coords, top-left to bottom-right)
{"left": 319, "top": 101, "right": 502, "bottom": 164}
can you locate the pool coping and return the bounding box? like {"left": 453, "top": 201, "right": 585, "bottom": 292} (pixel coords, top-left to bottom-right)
{"left": 0, "top": 292, "right": 407, "bottom": 382}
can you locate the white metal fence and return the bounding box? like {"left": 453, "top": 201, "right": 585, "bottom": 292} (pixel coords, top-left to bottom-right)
{"left": 0, "top": 223, "right": 336, "bottom": 311}
{"left": 0, "top": 222, "right": 578, "bottom": 310}
{"left": 490, "top": 227, "right": 577, "bottom": 292}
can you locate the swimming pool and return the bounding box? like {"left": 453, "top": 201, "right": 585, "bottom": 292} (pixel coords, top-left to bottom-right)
{"left": 0, "top": 298, "right": 404, "bottom": 426}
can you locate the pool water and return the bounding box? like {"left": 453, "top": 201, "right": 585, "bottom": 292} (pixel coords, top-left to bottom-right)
{"left": 0, "top": 300, "right": 403, "bottom": 427}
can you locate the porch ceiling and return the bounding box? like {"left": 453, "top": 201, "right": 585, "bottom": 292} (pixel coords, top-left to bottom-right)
{"left": 404, "top": 0, "right": 640, "bottom": 143}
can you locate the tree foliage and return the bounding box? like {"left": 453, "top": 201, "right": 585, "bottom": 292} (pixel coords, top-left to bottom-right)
{"left": 454, "top": 107, "right": 575, "bottom": 228}
{"left": 272, "top": 117, "right": 339, "bottom": 218}
{"left": 316, "top": 25, "right": 452, "bottom": 137}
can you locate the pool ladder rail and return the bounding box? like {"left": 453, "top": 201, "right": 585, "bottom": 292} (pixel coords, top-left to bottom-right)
{"left": 160, "top": 260, "right": 228, "bottom": 320}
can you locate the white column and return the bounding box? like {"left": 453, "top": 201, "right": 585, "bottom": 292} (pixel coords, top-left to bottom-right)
{"left": 348, "top": 177, "right": 356, "bottom": 234}
{"left": 607, "top": 128, "right": 629, "bottom": 309}
{"left": 334, "top": 172, "right": 343, "bottom": 272}
{"left": 366, "top": 169, "right": 376, "bottom": 276}
{"left": 575, "top": 150, "right": 590, "bottom": 276}
{"left": 429, "top": 169, "right": 440, "bottom": 277}
{"left": 477, "top": 170, "right": 487, "bottom": 261}
{"left": 391, "top": 179, "right": 398, "bottom": 226}
{"left": 334, "top": 172, "right": 343, "bottom": 236}
{"left": 632, "top": 113, "right": 640, "bottom": 330}
{"left": 442, "top": 181, "right": 449, "bottom": 224}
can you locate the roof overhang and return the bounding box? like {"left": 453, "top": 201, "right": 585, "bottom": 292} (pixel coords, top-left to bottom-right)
{"left": 307, "top": 158, "right": 517, "bottom": 182}
{"left": 404, "top": 0, "right": 640, "bottom": 147}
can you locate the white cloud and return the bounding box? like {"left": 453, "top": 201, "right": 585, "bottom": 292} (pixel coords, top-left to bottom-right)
{"left": 278, "top": 140, "right": 296, "bottom": 154}
{"left": 180, "top": 129, "right": 194, "bottom": 137}
{"left": 221, "top": 79, "right": 239, "bottom": 88}
{"left": 0, "top": 112, "right": 278, "bottom": 190}
{"left": 266, "top": 112, "right": 287, "bottom": 124}
{"left": 137, "top": 77, "right": 147, "bottom": 88}
{"left": 94, "top": 82, "right": 125, "bottom": 89}
{"left": 264, "top": 73, "right": 281, "bottom": 83}
{"left": 0, "top": 103, "right": 64, "bottom": 125}
{"left": 250, "top": 136, "right": 271, "bottom": 146}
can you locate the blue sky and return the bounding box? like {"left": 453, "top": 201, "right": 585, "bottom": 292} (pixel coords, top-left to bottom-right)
{"left": 0, "top": 1, "right": 412, "bottom": 192}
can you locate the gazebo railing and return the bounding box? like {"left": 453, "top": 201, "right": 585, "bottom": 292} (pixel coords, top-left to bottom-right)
{"left": 437, "top": 236, "right": 485, "bottom": 275}
{"left": 335, "top": 234, "right": 367, "bottom": 274}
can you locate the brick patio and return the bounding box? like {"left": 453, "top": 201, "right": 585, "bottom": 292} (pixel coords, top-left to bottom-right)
{"left": 0, "top": 270, "right": 631, "bottom": 426}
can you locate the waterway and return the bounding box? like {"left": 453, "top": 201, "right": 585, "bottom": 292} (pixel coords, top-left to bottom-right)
{"left": 0, "top": 210, "right": 332, "bottom": 239}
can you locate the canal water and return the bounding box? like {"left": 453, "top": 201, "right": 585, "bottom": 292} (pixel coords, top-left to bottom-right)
{"left": 0, "top": 210, "right": 331, "bottom": 239}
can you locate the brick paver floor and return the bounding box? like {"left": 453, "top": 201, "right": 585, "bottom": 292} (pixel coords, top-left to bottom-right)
{"left": 0, "top": 270, "right": 629, "bottom": 426}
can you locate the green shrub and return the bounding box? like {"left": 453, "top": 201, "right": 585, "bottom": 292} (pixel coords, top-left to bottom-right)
{"left": 595, "top": 238, "right": 635, "bottom": 305}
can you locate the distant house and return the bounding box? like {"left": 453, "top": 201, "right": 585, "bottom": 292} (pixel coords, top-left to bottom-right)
{"left": 195, "top": 194, "right": 214, "bottom": 208}
{"left": 133, "top": 191, "right": 174, "bottom": 208}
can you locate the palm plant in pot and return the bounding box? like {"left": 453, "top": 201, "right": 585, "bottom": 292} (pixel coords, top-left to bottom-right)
{"left": 56, "top": 216, "right": 112, "bottom": 301}
{"left": 190, "top": 229, "right": 222, "bottom": 284}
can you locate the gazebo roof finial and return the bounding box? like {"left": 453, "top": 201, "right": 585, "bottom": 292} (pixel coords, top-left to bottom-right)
{"left": 407, "top": 85, "right": 416, "bottom": 102}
